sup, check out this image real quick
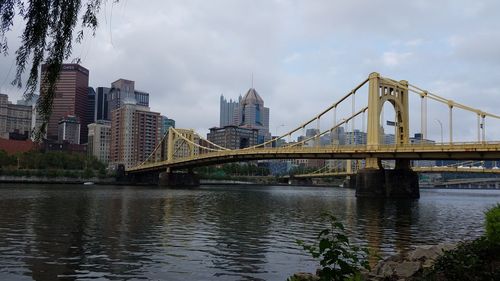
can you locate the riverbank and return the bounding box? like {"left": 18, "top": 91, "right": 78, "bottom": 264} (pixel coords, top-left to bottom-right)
{"left": 292, "top": 240, "right": 500, "bottom": 280}
{"left": 0, "top": 175, "right": 118, "bottom": 185}
{"left": 291, "top": 203, "right": 500, "bottom": 281}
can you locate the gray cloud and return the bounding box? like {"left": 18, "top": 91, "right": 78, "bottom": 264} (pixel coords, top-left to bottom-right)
{"left": 1, "top": 0, "right": 500, "bottom": 141}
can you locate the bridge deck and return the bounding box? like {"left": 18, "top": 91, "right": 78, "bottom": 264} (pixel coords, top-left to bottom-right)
{"left": 128, "top": 142, "right": 500, "bottom": 173}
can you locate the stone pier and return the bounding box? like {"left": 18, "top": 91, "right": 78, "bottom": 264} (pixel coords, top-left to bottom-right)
{"left": 355, "top": 167, "right": 419, "bottom": 199}
{"left": 159, "top": 171, "right": 200, "bottom": 187}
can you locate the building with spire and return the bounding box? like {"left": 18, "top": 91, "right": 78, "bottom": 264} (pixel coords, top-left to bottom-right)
{"left": 238, "top": 88, "right": 270, "bottom": 142}
{"left": 216, "top": 87, "right": 270, "bottom": 144}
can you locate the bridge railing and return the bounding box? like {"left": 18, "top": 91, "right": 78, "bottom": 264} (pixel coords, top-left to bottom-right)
{"left": 128, "top": 140, "right": 500, "bottom": 170}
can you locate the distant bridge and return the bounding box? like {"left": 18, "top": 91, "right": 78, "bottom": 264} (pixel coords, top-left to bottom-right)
{"left": 286, "top": 166, "right": 500, "bottom": 179}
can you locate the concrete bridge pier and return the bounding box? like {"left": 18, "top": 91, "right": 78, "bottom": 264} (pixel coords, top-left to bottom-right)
{"left": 355, "top": 160, "right": 419, "bottom": 199}
{"left": 355, "top": 168, "right": 386, "bottom": 197}
{"left": 385, "top": 159, "right": 419, "bottom": 198}
{"left": 128, "top": 171, "right": 160, "bottom": 185}
{"left": 159, "top": 170, "right": 199, "bottom": 187}
{"left": 288, "top": 177, "right": 313, "bottom": 186}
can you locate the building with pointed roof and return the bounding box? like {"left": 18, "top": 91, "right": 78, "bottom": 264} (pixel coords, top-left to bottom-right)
{"left": 239, "top": 88, "right": 270, "bottom": 142}
{"left": 218, "top": 87, "right": 270, "bottom": 144}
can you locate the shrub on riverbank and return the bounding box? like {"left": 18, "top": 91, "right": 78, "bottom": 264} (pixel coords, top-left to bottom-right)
{"left": 289, "top": 213, "right": 370, "bottom": 281}
{"left": 419, "top": 204, "right": 500, "bottom": 281}
{"left": 486, "top": 203, "right": 500, "bottom": 244}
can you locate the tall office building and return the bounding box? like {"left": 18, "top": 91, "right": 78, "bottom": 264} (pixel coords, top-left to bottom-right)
{"left": 84, "top": 87, "right": 96, "bottom": 129}
{"left": 110, "top": 102, "right": 160, "bottom": 169}
{"left": 40, "top": 63, "right": 90, "bottom": 143}
{"left": 219, "top": 95, "right": 240, "bottom": 127}
{"left": 95, "top": 87, "right": 110, "bottom": 121}
{"left": 207, "top": 125, "right": 258, "bottom": 150}
{"left": 218, "top": 88, "right": 270, "bottom": 143}
{"left": 107, "top": 79, "right": 149, "bottom": 118}
{"left": 239, "top": 88, "right": 270, "bottom": 142}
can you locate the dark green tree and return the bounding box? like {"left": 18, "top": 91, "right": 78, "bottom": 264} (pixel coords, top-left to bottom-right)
{"left": 0, "top": 0, "right": 112, "bottom": 140}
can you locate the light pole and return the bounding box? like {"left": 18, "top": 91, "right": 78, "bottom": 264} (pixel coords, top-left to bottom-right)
{"left": 435, "top": 119, "right": 443, "bottom": 144}
{"left": 435, "top": 119, "right": 444, "bottom": 166}
{"left": 275, "top": 124, "right": 285, "bottom": 137}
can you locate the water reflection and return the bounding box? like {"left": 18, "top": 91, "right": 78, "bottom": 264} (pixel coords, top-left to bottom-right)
{"left": 0, "top": 184, "right": 499, "bottom": 281}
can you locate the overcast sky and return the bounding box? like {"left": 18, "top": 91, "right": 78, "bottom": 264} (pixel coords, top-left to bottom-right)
{"left": 1, "top": 0, "right": 500, "bottom": 142}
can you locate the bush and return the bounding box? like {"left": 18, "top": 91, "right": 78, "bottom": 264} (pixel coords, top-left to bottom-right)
{"left": 46, "top": 169, "right": 58, "bottom": 178}
{"left": 421, "top": 237, "right": 500, "bottom": 281}
{"left": 420, "top": 204, "right": 500, "bottom": 281}
{"left": 82, "top": 168, "right": 94, "bottom": 179}
{"left": 291, "top": 213, "right": 370, "bottom": 281}
{"left": 485, "top": 204, "right": 500, "bottom": 245}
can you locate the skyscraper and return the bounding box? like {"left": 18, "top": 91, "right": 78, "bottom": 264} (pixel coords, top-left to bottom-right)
{"left": 84, "top": 87, "right": 96, "bottom": 131}
{"left": 40, "top": 63, "right": 89, "bottom": 143}
{"left": 107, "top": 79, "right": 149, "bottom": 118}
{"left": 218, "top": 88, "right": 270, "bottom": 143}
{"left": 95, "top": 87, "right": 110, "bottom": 121}
{"left": 239, "top": 88, "right": 270, "bottom": 142}
{"left": 219, "top": 95, "right": 240, "bottom": 127}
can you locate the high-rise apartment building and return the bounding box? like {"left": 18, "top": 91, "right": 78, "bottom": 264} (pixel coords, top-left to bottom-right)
{"left": 88, "top": 120, "right": 111, "bottom": 163}
{"left": 110, "top": 102, "right": 160, "bottom": 169}
{"left": 135, "top": 110, "right": 161, "bottom": 164}
{"left": 107, "top": 79, "right": 150, "bottom": 119}
{"left": 40, "top": 63, "right": 90, "bottom": 144}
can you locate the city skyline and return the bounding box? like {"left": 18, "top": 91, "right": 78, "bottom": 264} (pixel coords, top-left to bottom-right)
{"left": 1, "top": 1, "right": 499, "bottom": 141}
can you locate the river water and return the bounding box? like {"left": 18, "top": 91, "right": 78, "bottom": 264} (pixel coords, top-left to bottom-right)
{"left": 0, "top": 184, "right": 499, "bottom": 281}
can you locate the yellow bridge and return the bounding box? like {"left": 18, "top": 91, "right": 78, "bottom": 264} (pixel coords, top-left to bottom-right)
{"left": 129, "top": 142, "right": 500, "bottom": 173}
{"left": 125, "top": 72, "right": 500, "bottom": 198}
{"left": 288, "top": 165, "right": 500, "bottom": 179}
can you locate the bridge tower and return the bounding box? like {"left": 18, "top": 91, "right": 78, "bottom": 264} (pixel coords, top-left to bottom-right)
{"left": 160, "top": 127, "right": 200, "bottom": 187}
{"left": 356, "top": 72, "right": 419, "bottom": 198}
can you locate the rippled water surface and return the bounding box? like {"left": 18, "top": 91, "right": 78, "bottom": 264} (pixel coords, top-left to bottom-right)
{"left": 0, "top": 184, "right": 499, "bottom": 280}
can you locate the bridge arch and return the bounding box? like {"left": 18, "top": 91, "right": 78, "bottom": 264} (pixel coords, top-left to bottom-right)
{"left": 378, "top": 89, "right": 408, "bottom": 145}
{"left": 366, "top": 72, "right": 410, "bottom": 168}
{"left": 166, "top": 128, "right": 197, "bottom": 162}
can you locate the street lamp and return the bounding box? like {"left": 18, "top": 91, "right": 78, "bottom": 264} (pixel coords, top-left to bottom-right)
{"left": 435, "top": 119, "right": 443, "bottom": 144}
{"left": 275, "top": 124, "right": 285, "bottom": 137}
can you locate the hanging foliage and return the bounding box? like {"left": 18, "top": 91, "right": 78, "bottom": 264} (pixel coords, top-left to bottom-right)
{"left": 0, "top": 0, "right": 109, "bottom": 140}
